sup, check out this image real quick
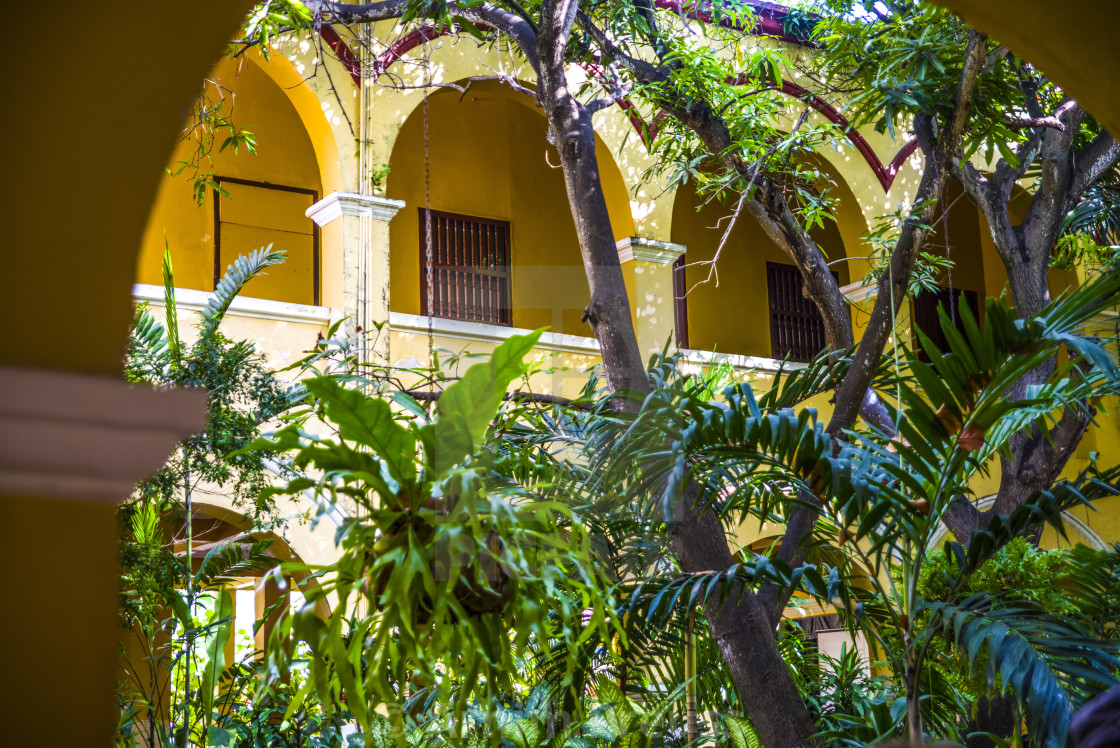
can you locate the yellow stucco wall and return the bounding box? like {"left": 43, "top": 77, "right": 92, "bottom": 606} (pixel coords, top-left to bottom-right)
{"left": 136, "top": 56, "right": 323, "bottom": 304}
{"left": 385, "top": 84, "right": 633, "bottom": 337}
{"left": 671, "top": 181, "right": 852, "bottom": 359}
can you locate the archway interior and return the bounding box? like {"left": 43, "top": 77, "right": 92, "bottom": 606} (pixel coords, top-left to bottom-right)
{"left": 162, "top": 507, "right": 303, "bottom": 657}
{"left": 670, "top": 156, "right": 854, "bottom": 360}
{"left": 134, "top": 56, "right": 324, "bottom": 306}
{"left": 386, "top": 82, "right": 635, "bottom": 337}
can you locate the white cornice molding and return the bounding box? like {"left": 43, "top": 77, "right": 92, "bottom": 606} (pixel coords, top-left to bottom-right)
{"left": 133, "top": 284, "right": 332, "bottom": 326}
{"left": 305, "top": 192, "right": 407, "bottom": 226}
{"left": 389, "top": 313, "right": 601, "bottom": 356}
{"left": 840, "top": 280, "right": 877, "bottom": 304}
{"left": 926, "top": 494, "right": 1106, "bottom": 551}
{"left": 616, "top": 236, "right": 686, "bottom": 265}
{"left": 678, "top": 348, "right": 807, "bottom": 374}
{"left": 0, "top": 366, "right": 206, "bottom": 501}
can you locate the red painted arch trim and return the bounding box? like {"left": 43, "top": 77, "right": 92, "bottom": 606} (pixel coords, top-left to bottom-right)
{"left": 319, "top": 24, "right": 361, "bottom": 83}
{"left": 772, "top": 78, "right": 919, "bottom": 192}
{"left": 652, "top": 0, "right": 811, "bottom": 46}
{"left": 318, "top": 21, "right": 918, "bottom": 193}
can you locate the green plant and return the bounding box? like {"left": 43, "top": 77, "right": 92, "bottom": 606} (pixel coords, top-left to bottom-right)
{"left": 119, "top": 243, "right": 294, "bottom": 748}
{"left": 240, "top": 331, "right": 620, "bottom": 743}
{"left": 601, "top": 265, "right": 1120, "bottom": 747}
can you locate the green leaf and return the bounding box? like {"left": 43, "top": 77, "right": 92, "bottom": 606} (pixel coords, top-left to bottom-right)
{"left": 304, "top": 377, "right": 417, "bottom": 487}
{"left": 200, "top": 589, "right": 233, "bottom": 720}
{"left": 501, "top": 717, "right": 545, "bottom": 748}
{"left": 200, "top": 245, "right": 286, "bottom": 341}
{"left": 161, "top": 242, "right": 181, "bottom": 372}
{"left": 724, "top": 715, "right": 763, "bottom": 748}
{"left": 425, "top": 329, "right": 543, "bottom": 475}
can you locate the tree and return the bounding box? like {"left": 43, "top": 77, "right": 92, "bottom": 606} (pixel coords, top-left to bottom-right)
{"left": 120, "top": 244, "right": 291, "bottom": 747}
{"left": 234, "top": 2, "right": 1120, "bottom": 745}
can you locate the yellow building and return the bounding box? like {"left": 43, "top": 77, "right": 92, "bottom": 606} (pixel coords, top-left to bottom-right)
{"left": 3, "top": 1, "right": 1119, "bottom": 744}
{"left": 127, "top": 13, "right": 1120, "bottom": 565}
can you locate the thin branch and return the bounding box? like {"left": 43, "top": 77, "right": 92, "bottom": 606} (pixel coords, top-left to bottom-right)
{"left": 407, "top": 389, "right": 592, "bottom": 410}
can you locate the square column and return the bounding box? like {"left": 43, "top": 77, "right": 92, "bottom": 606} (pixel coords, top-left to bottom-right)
{"left": 307, "top": 192, "right": 406, "bottom": 365}
{"left": 616, "top": 236, "right": 687, "bottom": 356}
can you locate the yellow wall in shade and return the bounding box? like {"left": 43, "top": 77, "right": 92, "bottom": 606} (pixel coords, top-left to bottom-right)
{"left": 671, "top": 183, "right": 852, "bottom": 359}
{"left": 385, "top": 84, "right": 634, "bottom": 337}
{"left": 136, "top": 56, "right": 323, "bottom": 303}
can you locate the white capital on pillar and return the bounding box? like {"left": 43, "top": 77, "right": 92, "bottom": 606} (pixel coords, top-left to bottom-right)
{"left": 616, "top": 236, "right": 687, "bottom": 265}
{"left": 305, "top": 192, "right": 406, "bottom": 226}
{"left": 307, "top": 192, "right": 406, "bottom": 366}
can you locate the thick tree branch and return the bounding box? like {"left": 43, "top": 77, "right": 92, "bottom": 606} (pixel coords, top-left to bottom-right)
{"left": 313, "top": 0, "right": 411, "bottom": 23}
{"left": 1073, "top": 130, "right": 1120, "bottom": 198}
{"left": 317, "top": 1, "right": 542, "bottom": 75}
{"left": 827, "top": 29, "right": 987, "bottom": 436}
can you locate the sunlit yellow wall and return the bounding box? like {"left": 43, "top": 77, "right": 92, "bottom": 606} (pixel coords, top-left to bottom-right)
{"left": 389, "top": 330, "right": 602, "bottom": 400}
{"left": 386, "top": 84, "right": 634, "bottom": 337}
{"left": 136, "top": 56, "right": 323, "bottom": 303}
{"left": 672, "top": 183, "right": 851, "bottom": 358}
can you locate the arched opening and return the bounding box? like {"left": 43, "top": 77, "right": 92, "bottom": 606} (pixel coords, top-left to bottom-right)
{"left": 670, "top": 155, "right": 858, "bottom": 360}
{"left": 906, "top": 179, "right": 992, "bottom": 353}
{"left": 135, "top": 56, "right": 324, "bottom": 306}
{"left": 385, "top": 81, "right": 634, "bottom": 337}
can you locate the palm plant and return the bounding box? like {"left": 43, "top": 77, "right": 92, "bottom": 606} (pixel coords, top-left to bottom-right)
{"left": 120, "top": 243, "right": 292, "bottom": 747}
{"left": 593, "top": 265, "right": 1120, "bottom": 747}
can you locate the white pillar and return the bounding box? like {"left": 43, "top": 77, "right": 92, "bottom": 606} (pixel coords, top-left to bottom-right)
{"left": 616, "top": 236, "right": 687, "bottom": 356}
{"left": 307, "top": 192, "right": 405, "bottom": 365}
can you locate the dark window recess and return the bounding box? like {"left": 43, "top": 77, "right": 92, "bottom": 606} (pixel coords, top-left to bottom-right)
{"left": 912, "top": 287, "right": 979, "bottom": 356}
{"left": 672, "top": 254, "right": 689, "bottom": 349}
{"left": 419, "top": 209, "right": 511, "bottom": 325}
{"left": 767, "top": 262, "right": 832, "bottom": 362}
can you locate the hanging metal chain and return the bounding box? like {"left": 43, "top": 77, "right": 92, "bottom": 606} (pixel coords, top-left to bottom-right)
{"left": 423, "top": 89, "right": 435, "bottom": 369}
{"left": 943, "top": 202, "right": 956, "bottom": 326}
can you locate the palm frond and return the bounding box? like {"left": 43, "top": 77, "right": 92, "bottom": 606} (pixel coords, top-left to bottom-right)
{"left": 199, "top": 245, "right": 287, "bottom": 341}
{"left": 924, "top": 593, "right": 1120, "bottom": 748}
{"left": 161, "top": 243, "right": 182, "bottom": 371}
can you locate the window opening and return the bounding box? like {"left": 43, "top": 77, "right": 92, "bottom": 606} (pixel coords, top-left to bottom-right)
{"left": 673, "top": 255, "right": 689, "bottom": 349}
{"left": 213, "top": 176, "right": 319, "bottom": 305}
{"left": 419, "top": 209, "right": 511, "bottom": 325}
{"left": 912, "top": 287, "right": 979, "bottom": 357}
{"left": 766, "top": 262, "right": 833, "bottom": 362}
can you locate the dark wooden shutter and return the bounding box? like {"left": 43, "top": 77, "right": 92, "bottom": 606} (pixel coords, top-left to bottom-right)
{"left": 767, "top": 262, "right": 830, "bottom": 362}
{"left": 672, "top": 254, "right": 689, "bottom": 349}
{"left": 419, "top": 209, "right": 511, "bottom": 325}
{"left": 912, "top": 287, "right": 979, "bottom": 356}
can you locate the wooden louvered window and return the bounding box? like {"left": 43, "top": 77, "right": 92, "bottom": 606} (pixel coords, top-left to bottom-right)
{"left": 912, "top": 287, "right": 979, "bottom": 356}
{"left": 672, "top": 254, "right": 689, "bottom": 349}
{"left": 419, "top": 209, "right": 511, "bottom": 325}
{"left": 767, "top": 262, "right": 831, "bottom": 362}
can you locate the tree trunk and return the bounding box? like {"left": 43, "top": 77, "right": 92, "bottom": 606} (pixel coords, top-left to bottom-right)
{"left": 533, "top": 3, "right": 818, "bottom": 743}
{"left": 670, "top": 488, "right": 820, "bottom": 748}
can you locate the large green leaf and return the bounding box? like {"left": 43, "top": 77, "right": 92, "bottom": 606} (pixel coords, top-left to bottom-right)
{"left": 724, "top": 715, "right": 764, "bottom": 748}
{"left": 200, "top": 589, "right": 234, "bottom": 720}
{"left": 425, "top": 329, "right": 543, "bottom": 476}
{"left": 304, "top": 376, "right": 417, "bottom": 488}
{"left": 501, "top": 717, "right": 545, "bottom": 748}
